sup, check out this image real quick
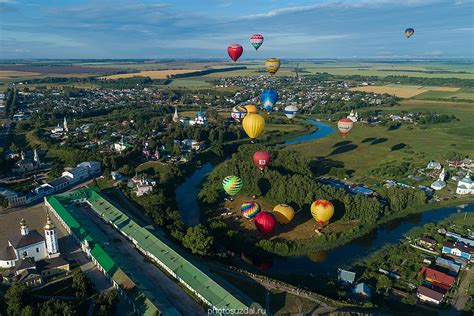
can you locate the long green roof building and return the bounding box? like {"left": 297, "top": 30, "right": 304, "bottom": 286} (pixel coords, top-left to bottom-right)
{"left": 45, "top": 188, "right": 250, "bottom": 315}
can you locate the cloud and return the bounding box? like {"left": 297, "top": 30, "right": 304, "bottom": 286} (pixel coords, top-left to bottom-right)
{"left": 241, "top": 0, "right": 441, "bottom": 20}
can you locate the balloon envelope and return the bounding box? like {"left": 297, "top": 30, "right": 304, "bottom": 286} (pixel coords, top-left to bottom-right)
{"left": 242, "top": 113, "right": 265, "bottom": 140}
{"left": 311, "top": 199, "right": 334, "bottom": 225}
{"left": 284, "top": 105, "right": 299, "bottom": 119}
{"left": 260, "top": 90, "right": 278, "bottom": 112}
{"left": 265, "top": 58, "right": 280, "bottom": 75}
{"left": 241, "top": 201, "right": 261, "bottom": 220}
{"left": 405, "top": 28, "right": 415, "bottom": 38}
{"left": 337, "top": 118, "right": 354, "bottom": 137}
{"left": 222, "top": 176, "right": 243, "bottom": 196}
{"left": 228, "top": 43, "right": 243, "bottom": 62}
{"left": 231, "top": 105, "right": 247, "bottom": 121}
{"left": 250, "top": 34, "right": 264, "bottom": 51}
{"left": 255, "top": 211, "right": 276, "bottom": 234}
{"left": 244, "top": 104, "right": 258, "bottom": 114}
{"left": 253, "top": 151, "right": 271, "bottom": 170}
{"left": 273, "top": 204, "right": 295, "bottom": 224}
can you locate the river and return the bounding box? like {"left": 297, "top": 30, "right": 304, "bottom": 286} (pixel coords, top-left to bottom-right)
{"left": 175, "top": 119, "right": 473, "bottom": 275}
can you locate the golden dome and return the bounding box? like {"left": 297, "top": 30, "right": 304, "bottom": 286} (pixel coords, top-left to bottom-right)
{"left": 44, "top": 213, "right": 55, "bottom": 230}
{"left": 20, "top": 218, "right": 27, "bottom": 227}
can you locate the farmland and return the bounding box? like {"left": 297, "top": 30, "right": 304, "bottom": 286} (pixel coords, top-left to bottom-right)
{"left": 99, "top": 69, "right": 202, "bottom": 79}
{"left": 349, "top": 84, "right": 460, "bottom": 98}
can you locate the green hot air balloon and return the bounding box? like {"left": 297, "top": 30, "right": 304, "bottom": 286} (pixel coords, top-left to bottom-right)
{"left": 222, "top": 176, "right": 243, "bottom": 196}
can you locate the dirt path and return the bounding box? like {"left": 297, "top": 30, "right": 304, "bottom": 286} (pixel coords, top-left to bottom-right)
{"left": 454, "top": 268, "right": 472, "bottom": 311}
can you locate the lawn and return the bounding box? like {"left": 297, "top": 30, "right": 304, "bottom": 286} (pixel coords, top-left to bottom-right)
{"left": 283, "top": 102, "right": 473, "bottom": 182}
{"left": 350, "top": 84, "right": 461, "bottom": 98}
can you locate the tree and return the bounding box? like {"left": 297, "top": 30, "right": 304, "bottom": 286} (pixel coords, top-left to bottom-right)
{"left": 377, "top": 275, "right": 392, "bottom": 291}
{"left": 182, "top": 224, "right": 214, "bottom": 256}
{"left": 38, "top": 300, "right": 75, "bottom": 316}
{"left": 5, "top": 283, "right": 29, "bottom": 316}
{"left": 72, "top": 270, "right": 92, "bottom": 299}
{"left": 93, "top": 290, "right": 118, "bottom": 316}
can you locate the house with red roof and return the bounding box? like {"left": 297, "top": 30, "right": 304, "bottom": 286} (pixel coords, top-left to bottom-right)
{"left": 420, "top": 267, "right": 454, "bottom": 288}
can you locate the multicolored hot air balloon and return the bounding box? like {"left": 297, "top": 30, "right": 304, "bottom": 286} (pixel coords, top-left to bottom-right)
{"left": 310, "top": 199, "right": 334, "bottom": 225}
{"left": 241, "top": 201, "right": 261, "bottom": 220}
{"left": 405, "top": 28, "right": 415, "bottom": 38}
{"left": 253, "top": 151, "right": 271, "bottom": 171}
{"left": 244, "top": 104, "right": 258, "bottom": 114}
{"left": 284, "top": 105, "right": 299, "bottom": 120}
{"left": 222, "top": 176, "right": 243, "bottom": 196}
{"left": 242, "top": 113, "right": 265, "bottom": 140}
{"left": 231, "top": 105, "right": 247, "bottom": 122}
{"left": 265, "top": 58, "right": 280, "bottom": 75}
{"left": 337, "top": 118, "right": 354, "bottom": 137}
{"left": 260, "top": 90, "right": 278, "bottom": 112}
{"left": 228, "top": 43, "right": 243, "bottom": 62}
{"left": 250, "top": 34, "right": 264, "bottom": 51}
{"left": 273, "top": 204, "right": 295, "bottom": 224}
{"left": 255, "top": 211, "right": 276, "bottom": 234}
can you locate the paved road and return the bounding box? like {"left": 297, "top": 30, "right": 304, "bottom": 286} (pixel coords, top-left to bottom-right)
{"left": 77, "top": 204, "right": 206, "bottom": 315}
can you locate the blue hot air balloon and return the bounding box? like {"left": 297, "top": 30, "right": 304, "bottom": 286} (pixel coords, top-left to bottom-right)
{"left": 260, "top": 90, "right": 278, "bottom": 112}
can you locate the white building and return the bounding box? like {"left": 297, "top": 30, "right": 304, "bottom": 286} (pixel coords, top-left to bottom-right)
{"left": 113, "top": 136, "right": 133, "bottom": 153}
{"left": 456, "top": 173, "right": 473, "bottom": 195}
{"left": 51, "top": 117, "right": 68, "bottom": 134}
{"left": 347, "top": 110, "right": 358, "bottom": 122}
{"left": 427, "top": 161, "right": 442, "bottom": 170}
{"left": 431, "top": 168, "right": 447, "bottom": 191}
{"left": 0, "top": 216, "right": 59, "bottom": 268}
{"left": 189, "top": 111, "right": 208, "bottom": 126}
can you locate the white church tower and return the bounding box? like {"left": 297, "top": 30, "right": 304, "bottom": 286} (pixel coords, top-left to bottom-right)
{"left": 33, "top": 149, "right": 39, "bottom": 163}
{"left": 20, "top": 218, "right": 29, "bottom": 236}
{"left": 44, "top": 213, "right": 59, "bottom": 258}
{"left": 63, "top": 117, "right": 68, "bottom": 132}
{"left": 173, "top": 105, "right": 180, "bottom": 123}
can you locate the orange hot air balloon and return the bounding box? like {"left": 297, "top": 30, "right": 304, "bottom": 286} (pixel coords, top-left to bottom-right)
{"left": 272, "top": 204, "right": 295, "bottom": 224}
{"left": 245, "top": 104, "right": 258, "bottom": 114}
{"left": 242, "top": 113, "right": 265, "bottom": 140}
{"left": 337, "top": 118, "right": 353, "bottom": 137}
{"left": 310, "top": 199, "right": 334, "bottom": 225}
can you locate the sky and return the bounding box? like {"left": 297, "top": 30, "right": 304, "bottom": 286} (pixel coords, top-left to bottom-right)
{"left": 0, "top": 0, "right": 473, "bottom": 59}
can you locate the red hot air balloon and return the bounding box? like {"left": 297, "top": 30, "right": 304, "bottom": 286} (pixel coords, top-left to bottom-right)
{"left": 253, "top": 151, "right": 271, "bottom": 171}
{"left": 255, "top": 211, "right": 276, "bottom": 234}
{"left": 228, "top": 43, "right": 243, "bottom": 63}
{"left": 337, "top": 118, "right": 354, "bottom": 137}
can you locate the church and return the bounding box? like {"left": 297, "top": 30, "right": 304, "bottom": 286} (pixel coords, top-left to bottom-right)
{"left": 0, "top": 214, "right": 59, "bottom": 268}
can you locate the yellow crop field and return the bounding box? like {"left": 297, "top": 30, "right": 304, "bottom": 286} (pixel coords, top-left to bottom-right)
{"left": 349, "top": 84, "right": 460, "bottom": 98}
{"left": 0, "top": 70, "right": 42, "bottom": 78}
{"left": 99, "top": 69, "right": 202, "bottom": 80}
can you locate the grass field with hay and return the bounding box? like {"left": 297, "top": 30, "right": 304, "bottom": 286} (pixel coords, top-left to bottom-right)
{"left": 349, "top": 84, "right": 461, "bottom": 98}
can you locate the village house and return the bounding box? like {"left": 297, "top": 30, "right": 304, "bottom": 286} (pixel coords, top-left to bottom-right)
{"left": 418, "top": 237, "right": 437, "bottom": 250}
{"left": 442, "top": 241, "right": 474, "bottom": 263}
{"left": 417, "top": 286, "right": 444, "bottom": 305}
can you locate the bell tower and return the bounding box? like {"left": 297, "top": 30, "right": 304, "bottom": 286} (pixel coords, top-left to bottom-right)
{"left": 44, "top": 213, "right": 60, "bottom": 258}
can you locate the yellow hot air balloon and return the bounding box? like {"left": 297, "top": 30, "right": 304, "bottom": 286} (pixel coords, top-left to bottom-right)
{"left": 265, "top": 58, "right": 280, "bottom": 75}
{"left": 273, "top": 204, "right": 295, "bottom": 224}
{"left": 244, "top": 104, "right": 258, "bottom": 114}
{"left": 242, "top": 113, "right": 265, "bottom": 140}
{"left": 310, "top": 199, "right": 334, "bottom": 225}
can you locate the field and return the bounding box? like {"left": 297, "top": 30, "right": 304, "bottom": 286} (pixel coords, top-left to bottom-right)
{"left": 284, "top": 100, "right": 474, "bottom": 182}
{"left": 350, "top": 84, "right": 460, "bottom": 98}
{"left": 99, "top": 69, "right": 202, "bottom": 79}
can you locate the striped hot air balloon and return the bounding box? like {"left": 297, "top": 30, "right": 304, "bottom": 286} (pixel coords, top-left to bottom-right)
{"left": 284, "top": 105, "right": 299, "bottom": 120}
{"left": 265, "top": 58, "right": 281, "bottom": 75}
{"left": 222, "top": 176, "right": 243, "bottom": 196}
{"left": 250, "top": 34, "right": 264, "bottom": 51}
{"left": 310, "top": 199, "right": 334, "bottom": 225}
{"left": 241, "top": 201, "right": 261, "bottom": 220}
{"left": 231, "top": 105, "right": 247, "bottom": 122}
{"left": 337, "top": 118, "right": 354, "bottom": 137}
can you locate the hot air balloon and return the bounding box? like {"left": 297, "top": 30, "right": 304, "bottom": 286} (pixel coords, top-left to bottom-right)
{"left": 231, "top": 105, "right": 247, "bottom": 122}
{"left": 241, "top": 201, "right": 261, "bottom": 220}
{"left": 228, "top": 43, "right": 243, "bottom": 62}
{"left": 405, "top": 28, "right": 415, "bottom": 38}
{"left": 260, "top": 90, "right": 278, "bottom": 112}
{"left": 250, "top": 34, "right": 264, "bottom": 51}
{"left": 273, "top": 204, "right": 295, "bottom": 224}
{"left": 242, "top": 113, "right": 265, "bottom": 141}
{"left": 337, "top": 118, "right": 354, "bottom": 137}
{"left": 255, "top": 211, "right": 276, "bottom": 234}
{"left": 244, "top": 104, "right": 258, "bottom": 114}
{"left": 265, "top": 58, "right": 280, "bottom": 75}
{"left": 222, "top": 176, "right": 243, "bottom": 196}
{"left": 253, "top": 151, "right": 271, "bottom": 171}
{"left": 284, "top": 105, "right": 299, "bottom": 120}
{"left": 310, "top": 199, "right": 334, "bottom": 225}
